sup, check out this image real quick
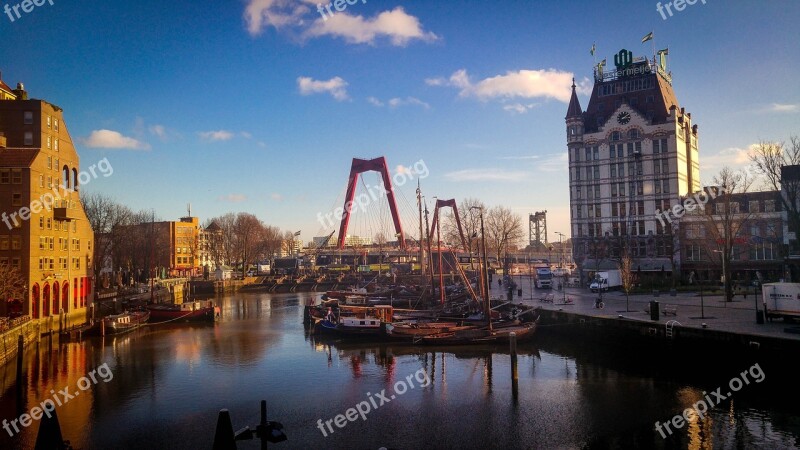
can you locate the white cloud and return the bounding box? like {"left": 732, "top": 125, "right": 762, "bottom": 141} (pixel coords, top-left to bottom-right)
{"left": 304, "top": 7, "right": 437, "bottom": 46}
{"left": 243, "top": 0, "right": 315, "bottom": 35}
{"left": 297, "top": 76, "right": 349, "bottom": 101}
{"left": 240, "top": 131, "right": 253, "bottom": 139}
{"left": 199, "top": 130, "right": 235, "bottom": 141}
{"left": 537, "top": 153, "right": 568, "bottom": 172}
{"left": 429, "top": 69, "right": 590, "bottom": 103}
{"left": 218, "top": 194, "right": 247, "bottom": 203}
{"left": 270, "top": 193, "right": 283, "bottom": 201}
{"left": 367, "top": 96, "right": 384, "bottom": 107}
{"left": 444, "top": 168, "right": 529, "bottom": 182}
{"left": 500, "top": 155, "right": 540, "bottom": 160}
{"left": 148, "top": 125, "right": 166, "bottom": 138}
{"left": 244, "top": 2, "right": 437, "bottom": 47}
{"left": 503, "top": 103, "right": 539, "bottom": 114}
{"left": 388, "top": 97, "right": 430, "bottom": 109}
{"left": 81, "top": 129, "right": 150, "bottom": 150}
{"left": 700, "top": 145, "right": 756, "bottom": 172}
{"left": 765, "top": 103, "right": 798, "bottom": 113}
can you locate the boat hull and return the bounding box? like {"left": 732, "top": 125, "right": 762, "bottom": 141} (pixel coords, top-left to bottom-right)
{"left": 146, "top": 302, "right": 215, "bottom": 323}
{"left": 103, "top": 311, "right": 150, "bottom": 334}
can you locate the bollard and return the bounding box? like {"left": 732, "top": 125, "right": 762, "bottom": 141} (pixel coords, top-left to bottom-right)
{"left": 34, "top": 408, "right": 70, "bottom": 450}
{"left": 212, "top": 409, "right": 237, "bottom": 450}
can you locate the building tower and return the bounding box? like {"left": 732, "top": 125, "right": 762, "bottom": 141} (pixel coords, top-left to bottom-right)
{"left": 567, "top": 48, "right": 700, "bottom": 282}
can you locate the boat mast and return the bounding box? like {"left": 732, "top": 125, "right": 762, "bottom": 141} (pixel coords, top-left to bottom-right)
{"left": 423, "top": 198, "right": 435, "bottom": 295}
{"left": 416, "top": 181, "right": 425, "bottom": 282}
{"left": 436, "top": 211, "right": 445, "bottom": 305}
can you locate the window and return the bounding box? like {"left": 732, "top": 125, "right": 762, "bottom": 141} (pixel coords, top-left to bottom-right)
{"left": 47, "top": 116, "right": 51, "bottom": 129}
{"left": 655, "top": 180, "right": 661, "bottom": 194}
{"left": 60, "top": 258, "right": 67, "bottom": 270}
{"left": 749, "top": 200, "right": 760, "bottom": 213}
{"left": 47, "top": 176, "right": 52, "bottom": 188}
{"left": 49, "top": 258, "right": 54, "bottom": 270}
{"left": 11, "top": 236, "right": 20, "bottom": 249}
{"left": 12, "top": 193, "right": 21, "bottom": 206}
{"left": 54, "top": 139, "right": 59, "bottom": 151}
{"left": 47, "top": 136, "right": 51, "bottom": 149}
{"left": 24, "top": 111, "right": 33, "bottom": 124}
{"left": 593, "top": 146, "right": 599, "bottom": 160}
{"left": 24, "top": 132, "right": 33, "bottom": 146}
{"left": 54, "top": 119, "right": 59, "bottom": 132}
{"left": 576, "top": 187, "right": 582, "bottom": 199}
{"left": 73, "top": 258, "right": 80, "bottom": 270}
{"left": 628, "top": 129, "right": 640, "bottom": 139}
{"left": 576, "top": 205, "right": 582, "bottom": 218}
{"left": 663, "top": 179, "right": 670, "bottom": 194}
{"left": 0, "top": 236, "right": 8, "bottom": 250}
{"left": 39, "top": 258, "right": 44, "bottom": 270}
{"left": 12, "top": 170, "right": 21, "bottom": 184}
{"left": 594, "top": 185, "right": 600, "bottom": 199}
{"left": 611, "top": 203, "right": 618, "bottom": 217}
{"left": 611, "top": 131, "right": 621, "bottom": 141}
{"left": 764, "top": 200, "right": 776, "bottom": 212}
{"left": 39, "top": 237, "right": 46, "bottom": 250}
{"left": 73, "top": 239, "right": 80, "bottom": 251}
{"left": 638, "top": 201, "right": 645, "bottom": 215}
{"left": 593, "top": 166, "right": 600, "bottom": 179}
{"left": 585, "top": 148, "right": 591, "bottom": 160}
{"left": 0, "top": 170, "right": 8, "bottom": 184}
{"left": 610, "top": 164, "right": 616, "bottom": 178}
{"left": 619, "top": 183, "right": 625, "bottom": 197}
{"left": 39, "top": 175, "right": 44, "bottom": 188}
{"left": 12, "top": 258, "right": 20, "bottom": 268}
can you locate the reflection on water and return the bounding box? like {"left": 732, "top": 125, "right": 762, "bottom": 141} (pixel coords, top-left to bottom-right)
{"left": 0, "top": 292, "right": 798, "bottom": 449}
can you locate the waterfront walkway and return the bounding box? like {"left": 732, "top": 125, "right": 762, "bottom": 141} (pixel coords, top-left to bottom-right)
{"left": 493, "top": 276, "right": 800, "bottom": 342}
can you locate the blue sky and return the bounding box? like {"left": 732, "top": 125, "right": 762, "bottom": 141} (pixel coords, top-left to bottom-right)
{"left": 1, "top": 0, "right": 798, "bottom": 244}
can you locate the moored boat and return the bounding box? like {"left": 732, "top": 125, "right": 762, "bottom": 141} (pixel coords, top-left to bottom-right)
{"left": 103, "top": 310, "right": 150, "bottom": 334}
{"left": 415, "top": 318, "right": 539, "bottom": 345}
{"left": 147, "top": 300, "right": 215, "bottom": 323}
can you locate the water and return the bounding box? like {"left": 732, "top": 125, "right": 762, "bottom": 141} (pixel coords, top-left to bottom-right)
{"left": 1, "top": 292, "right": 798, "bottom": 449}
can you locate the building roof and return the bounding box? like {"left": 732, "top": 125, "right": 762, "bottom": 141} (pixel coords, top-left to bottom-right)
{"left": 565, "top": 80, "right": 583, "bottom": 119}
{"left": 583, "top": 64, "right": 679, "bottom": 133}
{"left": 0, "top": 147, "right": 40, "bottom": 167}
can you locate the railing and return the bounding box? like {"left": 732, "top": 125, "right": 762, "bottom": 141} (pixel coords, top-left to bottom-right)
{"left": 0, "top": 315, "right": 31, "bottom": 333}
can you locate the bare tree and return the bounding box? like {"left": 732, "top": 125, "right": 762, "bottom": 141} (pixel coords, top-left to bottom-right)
{"left": 0, "top": 264, "right": 26, "bottom": 313}
{"left": 485, "top": 206, "right": 525, "bottom": 262}
{"left": 80, "top": 191, "right": 133, "bottom": 282}
{"left": 233, "top": 213, "right": 264, "bottom": 273}
{"left": 699, "top": 167, "right": 754, "bottom": 302}
{"left": 443, "top": 198, "right": 484, "bottom": 256}
{"left": 750, "top": 135, "right": 800, "bottom": 260}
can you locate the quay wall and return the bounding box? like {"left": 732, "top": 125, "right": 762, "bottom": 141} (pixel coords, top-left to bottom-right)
{"left": 0, "top": 319, "right": 39, "bottom": 367}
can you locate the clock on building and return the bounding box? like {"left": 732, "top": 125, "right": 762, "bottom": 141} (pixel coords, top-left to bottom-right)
{"left": 617, "top": 111, "right": 631, "bottom": 124}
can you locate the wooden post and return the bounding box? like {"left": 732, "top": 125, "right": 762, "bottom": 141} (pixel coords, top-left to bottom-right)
{"left": 510, "top": 332, "right": 518, "bottom": 402}
{"left": 212, "top": 409, "right": 237, "bottom": 450}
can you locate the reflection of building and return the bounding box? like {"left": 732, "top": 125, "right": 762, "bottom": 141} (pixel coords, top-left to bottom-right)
{"left": 680, "top": 189, "right": 784, "bottom": 283}
{"left": 567, "top": 47, "right": 699, "bottom": 282}
{"left": 0, "top": 75, "right": 94, "bottom": 324}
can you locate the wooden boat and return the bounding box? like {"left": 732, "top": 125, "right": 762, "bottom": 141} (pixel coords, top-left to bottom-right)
{"left": 414, "top": 318, "right": 539, "bottom": 345}
{"left": 146, "top": 300, "right": 215, "bottom": 323}
{"left": 103, "top": 310, "right": 150, "bottom": 334}
{"left": 384, "top": 321, "right": 471, "bottom": 338}
{"left": 313, "top": 305, "right": 393, "bottom": 336}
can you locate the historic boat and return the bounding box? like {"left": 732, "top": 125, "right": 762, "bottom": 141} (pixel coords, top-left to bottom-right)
{"left": 103, "top": 310, "right": 150, "bottom": 334}
{"left": 146, "top": 300, "right": 216, "bottom": 323}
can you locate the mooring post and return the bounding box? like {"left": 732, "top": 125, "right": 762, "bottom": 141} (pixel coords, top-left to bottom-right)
{"left": 510, "top": 332, "right": 518, "bottom": 402}
{"left": 260, "top": 400, "right": 268, "bottom": 450}
{"left": 34, "top": 408, "right": 69, "bottom": 450}
{"left": 212, "top": 409, "right": 237, "bottom": 450}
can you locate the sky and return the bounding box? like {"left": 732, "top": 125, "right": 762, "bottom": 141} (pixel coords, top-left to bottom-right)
{"left": 1, "top": 0, "right": 798, "bottom": 245}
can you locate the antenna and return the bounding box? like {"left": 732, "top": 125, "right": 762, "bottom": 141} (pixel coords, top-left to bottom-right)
{"left": 187, "top": 203, "right": 191, "bottom": 217}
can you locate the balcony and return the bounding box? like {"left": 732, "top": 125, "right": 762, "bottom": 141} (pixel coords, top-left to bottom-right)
{"left": 54, "top": 207, "right": 79, "bottom": 221}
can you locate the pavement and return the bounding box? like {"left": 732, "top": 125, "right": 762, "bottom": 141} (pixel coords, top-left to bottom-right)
{"left": 490, "top": 275, "right": 800, "bottom": 342}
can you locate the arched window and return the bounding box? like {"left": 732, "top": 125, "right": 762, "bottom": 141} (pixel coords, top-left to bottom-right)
{"left": 62, "top": 165, "right": 70, "bottom": 189}
{"left": 42, "top": 283, "right": 50, "bottom": 317}
{"left": 53, "top": 281, "right": 60, "bottom": 315}
{"left": 611, "top": 131, "right": 621, "bottom": 141}
{"left": 72, "top": 168, "right": 79, "bottom": 191}
{"left": 62, "top": 283, "right": 69, "bottom": 313}
{"left": 32, "top": 284, "right": 40, "bottom": 319}
{"left": 628, "top": 129, "right": 640, "bottom": 139}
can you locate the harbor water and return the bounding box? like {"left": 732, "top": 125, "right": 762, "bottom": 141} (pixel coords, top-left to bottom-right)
{"left": 1, "top": 292, "right": 798, "bottom": 449}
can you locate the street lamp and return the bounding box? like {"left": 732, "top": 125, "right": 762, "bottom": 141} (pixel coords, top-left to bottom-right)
{"left": 712, "top": 249, "right": 728, "bottom": 306}
{"left": 555, "top": 231, "right": 566, "bottom": 268}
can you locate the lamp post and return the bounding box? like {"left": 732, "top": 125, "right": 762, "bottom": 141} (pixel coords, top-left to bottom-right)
{"left": 555, "top": 231, "right": 566, "bottom": 301}
{"left": 470, "top": 206, "right": 491, "bottom": 330}
{"left": 713, "top": 249, "right": 728, "bottom": 307}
